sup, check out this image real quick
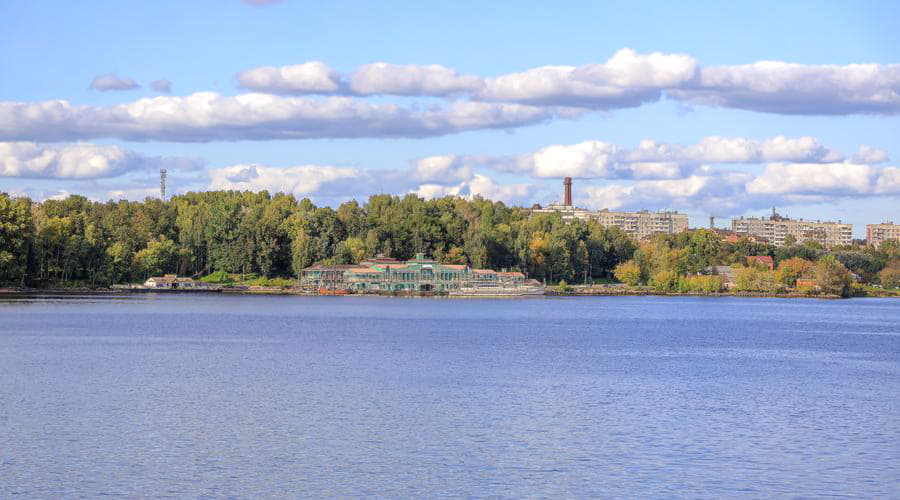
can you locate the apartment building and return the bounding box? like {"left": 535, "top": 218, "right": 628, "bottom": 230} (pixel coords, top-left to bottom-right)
{"left": 593, "top": 209, "right": 689, "bottom": 241}
{"left": 867, "top": 222, "right": 900, "bottom": 247}
{"left": 732, "top": 211, "right": 852, "bottom": 248}
{"left": 530, "top": 177, "right": 689, "bottom": 241}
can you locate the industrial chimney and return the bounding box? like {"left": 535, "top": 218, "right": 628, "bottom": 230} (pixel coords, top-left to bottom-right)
{"left": 564, "top": 177, "right": 572, "bottom": 207}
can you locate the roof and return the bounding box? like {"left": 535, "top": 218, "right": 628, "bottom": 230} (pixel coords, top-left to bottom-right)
{"left": 345, "top": 267, "right": 382, "bottom": 274}
{"left": 498, "top": 271, "right": 525, "bottom": 277}
{"left": 472, "top": 269, "right": 497, "bottom": 275}
{"left": 302, "top": 264, "right": 358, "bottom": 271}
{"left": 439, "top": 264, "right": 467, "bottom": 270}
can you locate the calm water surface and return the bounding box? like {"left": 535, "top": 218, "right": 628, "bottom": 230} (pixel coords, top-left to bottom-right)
{"left": 1, "top": 294, "right": 898, "bottom": 497}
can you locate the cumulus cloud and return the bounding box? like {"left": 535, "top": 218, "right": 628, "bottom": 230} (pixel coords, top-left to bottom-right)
{"left": 875, "top": 167, "right": 900, "bottom": 194}
{"left": 477, "top": 48, "right": 697, "bottom": 108}
{"left": 411, "top": 174, "right": 534, "bottom": 204}
{"left": 236, "top": 62, "right": 341, "bottom": 94}
{"left": 0, "top": 93, "right": 556, "bottom": 142}
{"left": 235, "top": 50, "right": 900, "bottom": 115}
{"left": 350, "top": 63, "right": 483, "bottom": 96}
{"left": 669, "top": 61, "right": 900, "bottom": 115}
{"left": 577, "top": 159, "right": 900, "bottom": 215}
{"left": 746, "top": 163, "right": 878, "bottom": 195}
{"left": 411, "top": 155, "right": 473, "bottom": 183}
{"left": 150, "top": 79, "right": 172, "bottom": 93}
{"left": 209, "top": 163, "right": 361, "bottom": 196}
{"left": 0, "top": 142, "right": 203, "bottom": 179}
{"left": 852, "top": 145, "right": 889, "bottom": 164}
{"left": 89, "top": 74, "right": 140, "bottom": 91}
{"left": 499, "top": 135, "right": 848, "bottom": 180}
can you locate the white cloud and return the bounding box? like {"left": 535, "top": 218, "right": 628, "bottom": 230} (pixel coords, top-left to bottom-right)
{"left": 350, "top": 63, "right": 483, "bottom": 96}
{"left": 477, "top": 48, "right": 697, "bottom": 108}
{"left": 411, "top": 155, "right": 472, "bottom": 184}
{"left": 0, "top": 142, "right": 137, "bottom": 179}
{"left": 89, "top": 74, "right": 140, "bottom": 91}
{"left": 233, "top": 50, "right": 900, "bottom": 115}
{"left": 466, "top": 174, "right": 533, "bottom": 202}
{"left": 669, "top": 61, "right": 900, "bottom": 115}
{"left": 150, "top": 79, "right": 172, "bottom": 94}
{"left": 0, "top": 93, "right": 555, "bottom": 142}
{"left": 525, "top": 141, "right": 620, "bottom": 178}
{"left": 411, "top": 174, "right": 533, "bottom": 205}
{"left": 746, "top": 162, "right": 878, "bottom": 195}
{"left": 874, "top": 167, "right": 900, "bottom": 194}
{"left": 628, "top": 135, "right": 843, "bottom": 164}
{"left": 576, "top": 160, "right": 900, "bottom": 216}
{"left": 852, "top": 145, "right": 889, "bottom": 164}
{"left": 0, "top": 142, "right": 203, "bottom": 179}
{"left": 236, "top": 62, "right": 341, "bottom": 94}
{"left": 208, "top": 163, "right": 361, "bottom": 196}
{"left": 501, "top": 135, "right": 849, "bottom": 181}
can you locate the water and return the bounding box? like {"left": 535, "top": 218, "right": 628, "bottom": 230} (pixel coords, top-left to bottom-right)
{"left": 1, "top": 294, "right": 898, "bottom": 497}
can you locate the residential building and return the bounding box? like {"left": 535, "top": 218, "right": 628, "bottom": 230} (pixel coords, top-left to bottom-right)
{"left": 731, "top": 210, "right": 852, "bottom": 248}
{"left": 530, "top": 178, "right": 689, "bottom": 241}
{"left": 593, "top": 209, "right": 689, "bottom": 241}
{"left": 867, "top": 222, "right": 900, "bottom": 247}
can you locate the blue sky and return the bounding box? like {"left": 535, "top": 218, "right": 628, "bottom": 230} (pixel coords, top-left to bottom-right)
{"left": 1, "top": 0, "right": 898, "bottom": 236}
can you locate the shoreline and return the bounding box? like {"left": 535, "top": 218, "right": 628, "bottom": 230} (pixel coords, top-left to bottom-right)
{"left": 2, "top": 286, "right": 897, "bottom": 299}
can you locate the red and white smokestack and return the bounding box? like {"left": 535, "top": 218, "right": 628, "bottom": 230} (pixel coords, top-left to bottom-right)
{"left": 564, "top": 177, "right": 572, "bottom": 206}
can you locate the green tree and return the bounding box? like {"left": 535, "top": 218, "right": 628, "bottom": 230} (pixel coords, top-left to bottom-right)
{"left": 134, "top": 236, "right": 179, "bottom": 278}
{"left": 814, "top": 255, "right": 852, "bottom": 297}
{"left": 0, "top": 194, "right": 34, "bottom": 286}
{"left": 613, "top": 260, "right": 641, "bottom": 286}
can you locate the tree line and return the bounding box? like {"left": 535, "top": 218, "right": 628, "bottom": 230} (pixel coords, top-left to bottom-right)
{"left": 0, "top": 191, "right": 635, "bottom": 287}
{"left": 1, "top": 191, "right": 898, "bottom": 290}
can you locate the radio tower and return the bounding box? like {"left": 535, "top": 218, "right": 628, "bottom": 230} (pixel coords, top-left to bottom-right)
{"left": 160, "top": 169, "right": 167, "bottom": 200}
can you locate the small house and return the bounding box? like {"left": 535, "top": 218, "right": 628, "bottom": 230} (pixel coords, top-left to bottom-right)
{"left": 144, "top": 274, "right": 205, "bottom": 289}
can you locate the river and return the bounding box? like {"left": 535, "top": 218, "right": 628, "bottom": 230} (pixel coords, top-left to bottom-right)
{"left": 1, "top": 294, "right": 898, "bottom": 497}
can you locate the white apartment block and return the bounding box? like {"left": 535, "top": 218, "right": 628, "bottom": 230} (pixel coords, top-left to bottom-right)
{"left": 867, "top": 222, "right": 900, "bottom": 247}
{"left": 731, "top": 214, "right": 852, "bottom": 248}
{"left": 531, "top": 203, "right": 689, "bottom": 241}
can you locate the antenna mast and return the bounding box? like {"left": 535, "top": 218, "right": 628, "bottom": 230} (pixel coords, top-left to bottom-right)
{"left": 160, "top": 169, "right": 167, "bottom": 200}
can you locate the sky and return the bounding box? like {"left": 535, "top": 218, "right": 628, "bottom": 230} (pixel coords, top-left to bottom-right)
{"left": 1, "top": 0, "right": 898, "bottom": 237}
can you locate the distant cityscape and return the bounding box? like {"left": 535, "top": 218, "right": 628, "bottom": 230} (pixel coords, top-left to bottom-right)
{"left": 532, "top": 177, "right": 898, "bottom": 249}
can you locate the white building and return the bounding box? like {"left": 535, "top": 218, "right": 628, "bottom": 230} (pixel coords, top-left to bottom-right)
{"left": 532, "top": 203, "right": 689, "bottom": 241}
{"left": 732, "top": 211, "right": 852, "bottom": 248}
{"left": 144, "top": 274, "right": 209, "bottom": 289}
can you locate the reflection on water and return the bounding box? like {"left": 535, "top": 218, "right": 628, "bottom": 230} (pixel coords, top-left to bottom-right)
{"left": 1, "top": 294, "right": 898, "bottom": 496}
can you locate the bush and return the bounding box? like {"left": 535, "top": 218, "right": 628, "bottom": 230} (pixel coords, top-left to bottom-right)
{"left": 613, "top": 260, "right": 642, "bottom": 286}
{"left": 677, "top": 275, "right": 724, "bottom": 293}
{"left": 557, "top": 280, "right": 570, "bottom": 292}
{"left": 649, "top": 270, "right": 679, "bottom": 292}
{"left": 200, "top": 271, "right": 234, "bottom": 284}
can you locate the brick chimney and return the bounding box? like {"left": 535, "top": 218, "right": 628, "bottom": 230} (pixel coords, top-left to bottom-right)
{"left": 564, "top": 177, "right": 572, "bottom": 206}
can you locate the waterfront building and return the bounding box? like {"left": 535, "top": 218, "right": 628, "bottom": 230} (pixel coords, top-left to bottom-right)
{"left": 300, "top": 253, "right": 535, "bottom": 294}
{"left": 144, "top": 274, "right": 210, "bottom": 289}
{"left": 530, "top": 178, "right": 689, "bottom": 241}
{"left": 867, "top": 221, "right": 900, "bottom": 247}
{"left": 731, "top": 210, "right": 852, "bottom": 248}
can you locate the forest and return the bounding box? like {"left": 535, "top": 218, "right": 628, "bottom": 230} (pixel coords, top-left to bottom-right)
{"left": 1, "top": 191, "right": 898, "bottom": 291}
